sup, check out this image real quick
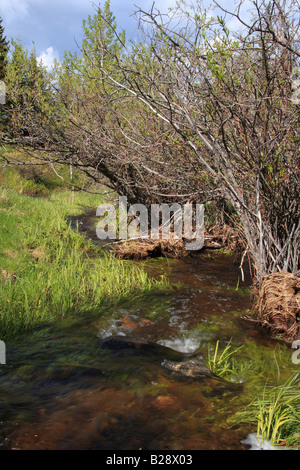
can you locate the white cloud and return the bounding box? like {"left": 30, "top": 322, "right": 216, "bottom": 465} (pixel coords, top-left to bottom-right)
{"left": 0, "top": 0, "right": 31, "bottom": 23}
{"left": 37, "top": 46, "right": 59, "bottom": 70}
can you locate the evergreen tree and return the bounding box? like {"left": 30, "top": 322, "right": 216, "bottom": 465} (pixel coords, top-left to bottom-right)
{"left": 0, "top": 17, "right": 9, "bottom": 80}
{"left": 4, "top": 39, "right": 54, "bottom": 140}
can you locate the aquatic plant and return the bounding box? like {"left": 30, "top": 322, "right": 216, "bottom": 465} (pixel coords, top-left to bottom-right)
{"left": 207, "top": 339, "right": 243, "bottom": 380}
{"left": 243, "top": 372, "right": 300, "bottom": 448}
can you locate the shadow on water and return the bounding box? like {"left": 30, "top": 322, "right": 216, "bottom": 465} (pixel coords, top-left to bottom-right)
{"left": 0, "top": 210, "right": 296, "bottom": 450}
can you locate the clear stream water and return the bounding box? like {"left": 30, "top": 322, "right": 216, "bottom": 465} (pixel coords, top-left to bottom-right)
{"left": 0, "top": 210, "right": 297, "bottom": 450}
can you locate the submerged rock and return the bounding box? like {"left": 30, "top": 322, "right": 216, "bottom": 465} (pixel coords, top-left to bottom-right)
{"left": 100, "top": 335, "right": 218, "bottom": 379}
{"left": 100, "top": 335, "right": 192, "bottom": 361}
{"left": 100, "top": 334, "right": 162, "bottom": 351}
{"left": 162, "top": 359, "right": 217, "bottom": 379}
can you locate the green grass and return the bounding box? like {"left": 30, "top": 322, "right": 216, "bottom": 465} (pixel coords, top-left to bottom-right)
{"left": 0, "top": 147, "right": 89, "bottom": 195}
{"left": 239, "top": 372, "right": 300, "bottom": 448}
{"left": 210, "top": 338, "right": 300, "bottom": 449}
{"left": 0, "top": 165, "right": 66, "bottom": 196}
{"left": 0, "top": 174, "right": 166, "bottom": 340}
{"left": 207, "top": 339, "right": 244, "bottom": 381}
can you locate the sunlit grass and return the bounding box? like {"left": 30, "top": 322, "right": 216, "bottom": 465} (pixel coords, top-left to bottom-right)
{"left": 219, "top": 341, "right": 300, "bottom": 449}
{"left": 240, "top": 372, "right": 300, "bottom": 448}
{"left": 0, "top": 177, "right": 166, "bottom": 340}
{"left": 207, "top": 339, "right": 244, "bottom": 380}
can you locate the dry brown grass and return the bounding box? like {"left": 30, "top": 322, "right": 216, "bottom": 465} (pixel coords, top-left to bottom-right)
{"left": 111, "top": 223, "right": 243, "bottom": 260}
{"left": 2, "top": 249, "right": 18, "bottom": 259}
{"left": 204, "top": 223, "right": 243, "bottom": 252}
{"left": 112, "top": 232, "right": 187, "bottom": 260}
{"left": 29, "top": 247, "right": 48, "bottom": 261}
{"left": 255, "top": 272, "right": 300, "bottom": 339}
{"left": 1, "top": 268, "right": 14, "bottom": 283}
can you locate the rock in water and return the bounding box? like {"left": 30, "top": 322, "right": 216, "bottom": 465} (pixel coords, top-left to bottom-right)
{"left": 162, "top": 359, "right": 217, "bottom": 379}
{"left": 100, "top": 335, "right": 219, "bottom": 379}
{"left": 100, "top": 335, "right": 193, "bottom": 361}
{"left": 100, "top": 335, "right": 147, "bottom": 350}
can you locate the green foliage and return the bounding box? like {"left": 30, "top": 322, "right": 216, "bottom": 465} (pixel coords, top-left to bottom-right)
{"left": 207, "top": 339, "right": 243, "bottom": 381}
{"left": 0, "top": 17, "right": 8, "bottom": 81}
{"left": 239, "top": 373, "right": 300, "bottom": 448}
{"left": 0, "top": 177, "right": 165, "bottom": 340}
{"left": 4, "top": 39, "right": 55, "bottom": 134}
{"left": 82, "top": 0, "right": 125, "bottom": 64}
{"left": 59, "top": 0, "right": 125, "bottom": 93}
{"left": 207, "top": 338, "right": 300, "bottom": 448}
{"left": 0, "top": 165, "right": 63, "bottom": 195}
{"left": 0, "top": 148, "right": 90, "bottom": 194}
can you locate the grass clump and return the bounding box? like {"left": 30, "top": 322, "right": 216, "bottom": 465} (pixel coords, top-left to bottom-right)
{"left": 207, "top": 339, "right": 244, "bottom": 381}
{"left": 240, "top": 372, "right": 300, "bottom": 449}
{"left": 0, "top": 181, "right": 166, "bottom": 340}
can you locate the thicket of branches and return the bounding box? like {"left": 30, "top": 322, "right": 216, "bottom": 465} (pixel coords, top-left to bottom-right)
{"left": 1, "top": 0, "right": 299, "bottom": 283}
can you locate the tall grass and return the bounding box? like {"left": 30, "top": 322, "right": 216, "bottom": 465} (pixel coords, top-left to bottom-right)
{"left": 207, "top": 339, "right": 243, "bottom": 380}
{"left": 242, "top": 372, "right": 300, "bottom": 448}
{"left": 0, "top": 165, "right": 65, "bottom": 195}
{"left": 0, "top": 179, "right": 165, "bottom": 339}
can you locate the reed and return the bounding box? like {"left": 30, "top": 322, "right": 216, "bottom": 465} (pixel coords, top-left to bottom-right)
{"left": 207, "top": 339, "right": 243, "bottom": 380}
{"left": 243, "top": 372, "right": 300, "bottom": 448}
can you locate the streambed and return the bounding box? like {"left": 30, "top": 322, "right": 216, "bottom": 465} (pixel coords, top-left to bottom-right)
{"left": 0, "top": 210, "right": 296, "bottom": 450}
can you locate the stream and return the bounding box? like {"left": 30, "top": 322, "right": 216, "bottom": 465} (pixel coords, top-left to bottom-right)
{"left": 0, "top": 209, "right": 296, "bottom": 450}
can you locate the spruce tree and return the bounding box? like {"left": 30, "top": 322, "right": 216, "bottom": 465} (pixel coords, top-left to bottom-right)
{"left": 0, "top": 17, "right": 9, "bottom": 81}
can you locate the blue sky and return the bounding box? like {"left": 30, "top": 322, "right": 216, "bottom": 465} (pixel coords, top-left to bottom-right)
{"left": 0, "top": 0, "right": 249, "bottom": 69}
